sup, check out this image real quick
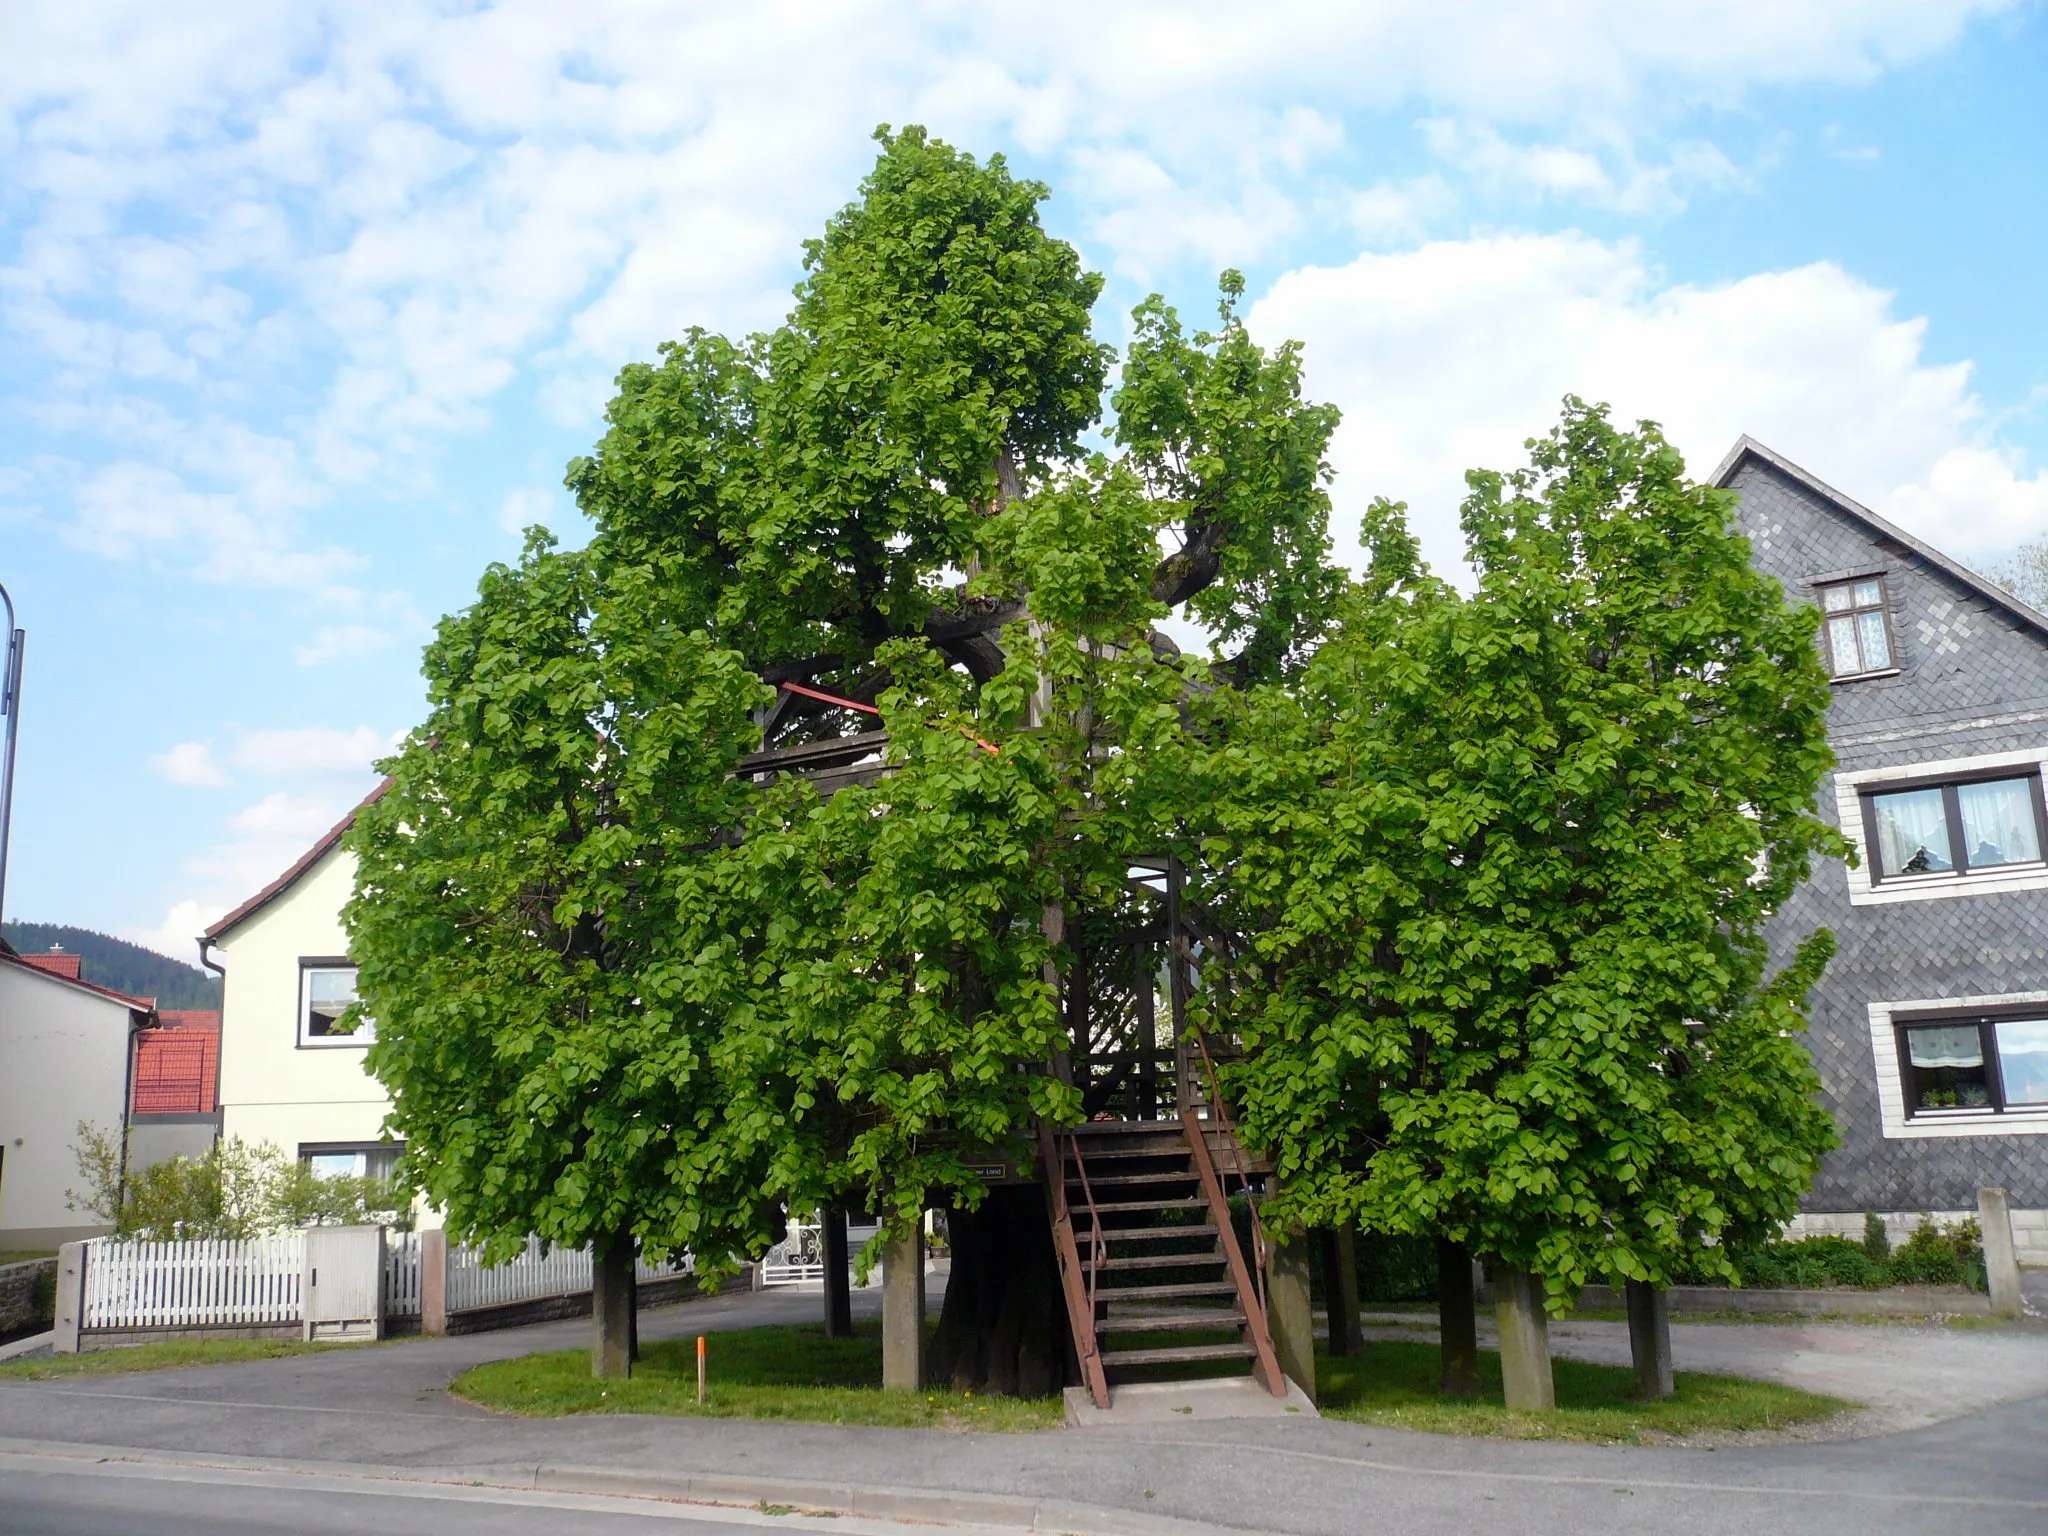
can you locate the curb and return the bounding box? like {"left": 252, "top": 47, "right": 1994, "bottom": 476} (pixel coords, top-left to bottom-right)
{"left": 0, "top": 1332, "right": 52, "bottom": 1364}
{"left": 0, "top": 1436, "right": 1241, "bottom": 1536}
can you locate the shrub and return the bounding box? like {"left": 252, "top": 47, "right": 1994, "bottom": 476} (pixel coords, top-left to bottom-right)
{"left": 1861, "top": 1210, "right": 1890, "bottom": 1261}
{"left": 1888, "top": 1218, "right": 1984, "bottom": 1289}
{"left": 67, "top": 1123, "right": 410, "bottom": 1239}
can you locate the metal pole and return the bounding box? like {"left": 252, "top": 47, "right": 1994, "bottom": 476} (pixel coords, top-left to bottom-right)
{"left": 0, "top": 581, "right": 21, "bottom": 928}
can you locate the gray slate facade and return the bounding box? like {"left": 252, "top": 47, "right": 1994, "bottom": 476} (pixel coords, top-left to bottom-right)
{"left": 1717, "top": 438, "right": 2048, "bottom": 1214}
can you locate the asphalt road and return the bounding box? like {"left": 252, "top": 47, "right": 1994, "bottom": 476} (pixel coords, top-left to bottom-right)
{"left": 1, "top": 1284, "right": 2044, "bottom": 1536}
{"left": 0, "top": 1449, "right": 949, "bottom": 1536}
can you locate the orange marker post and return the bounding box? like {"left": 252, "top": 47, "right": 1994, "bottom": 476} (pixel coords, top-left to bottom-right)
{"left": 696, "top": 1334, "right": 707, "bottom": 1406}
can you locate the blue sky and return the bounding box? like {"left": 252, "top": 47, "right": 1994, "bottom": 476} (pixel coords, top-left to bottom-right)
{"left": 2, "top": 1, "right": 2045, "bottom": 959}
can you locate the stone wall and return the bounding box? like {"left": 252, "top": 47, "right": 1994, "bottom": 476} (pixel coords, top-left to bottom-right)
{"left": 0, "top": 1258, "right": 56, "bottom": 1335}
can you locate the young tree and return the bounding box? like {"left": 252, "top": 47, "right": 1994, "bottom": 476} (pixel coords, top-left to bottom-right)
{"left": 1200, "top": 402, "right": 1845, "bottom": 1345}
{"left": 346, "top": 544, "right": 770, "bottom": 1375}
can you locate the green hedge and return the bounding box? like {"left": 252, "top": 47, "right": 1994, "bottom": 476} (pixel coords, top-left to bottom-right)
{"left": 1681, "top": 1218, "right": 1986, "bottom": 1292}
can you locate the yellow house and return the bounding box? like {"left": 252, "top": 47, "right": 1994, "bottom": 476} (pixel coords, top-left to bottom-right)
{"left": 204, "top": 786, "right": 400, "bottom": 1181}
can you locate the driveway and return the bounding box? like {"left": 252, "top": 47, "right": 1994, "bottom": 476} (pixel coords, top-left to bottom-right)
{"left": 1361, "top": 1305, "right": 2048, "bottom": 1437}
{"left": 0, "top": 1284, "right": 2044, "bottom": 1536}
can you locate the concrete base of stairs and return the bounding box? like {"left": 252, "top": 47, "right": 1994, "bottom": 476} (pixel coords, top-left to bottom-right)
{"left": 1063, "top": 1374, "right": 1319, "bottom": 1426}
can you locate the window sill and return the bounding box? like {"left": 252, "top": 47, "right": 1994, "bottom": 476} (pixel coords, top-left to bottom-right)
{"left": 1899, "top": 1108, "right": 2048, "bottom": 1136}
{"left": 1850, "top": 862, "right": 2048, "bottom": 906}
{"left": 1829, "top": 667, "right": 1901, "bottom": 685}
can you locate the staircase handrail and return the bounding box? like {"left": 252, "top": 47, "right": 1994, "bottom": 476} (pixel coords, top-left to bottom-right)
{"left": 1178, "top": 1109, "right": 1287, "bottom": 1398}
{"left": 1036, "top": 1119, "right": 1112, "bottom": 1409}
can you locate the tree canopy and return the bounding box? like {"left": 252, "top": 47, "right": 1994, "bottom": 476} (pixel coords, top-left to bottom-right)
{"left": 347, "top": 126, "right": 1342, "bottom": 1277}
{"left": 1193, "top": 402, "right": 1845, "bottom": 1302}
{"left": 346, "top": 128, "right": 1844, "bottom": 1352}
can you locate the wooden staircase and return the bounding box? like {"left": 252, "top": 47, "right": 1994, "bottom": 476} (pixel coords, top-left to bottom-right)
{"left": 1039, "top": 1118, "right": 1285, "bottom": 1409}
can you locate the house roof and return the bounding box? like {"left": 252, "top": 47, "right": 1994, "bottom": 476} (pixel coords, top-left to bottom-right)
{"left": 1711, "top": 436, "right": 2048, "bottom": 644}
{"left": 157, "top": 1009, "right": 220, "bottom": 1031}
{"left": 0, "top": 941, "right": 156, "bottom": 1013}
{"left": 19, "top": 948, "right": 82, "bottom": 981}
{"left": 131, "top": 1020, "right": 220, "bottom": 1116}
{"left": 204, "top": 779, "right": 391, "bottom": 944}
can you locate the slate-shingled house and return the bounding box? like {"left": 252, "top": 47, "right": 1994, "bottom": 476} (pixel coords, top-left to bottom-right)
{"left": 1717, "top": 438, "right": 2048, "bottom": 1265}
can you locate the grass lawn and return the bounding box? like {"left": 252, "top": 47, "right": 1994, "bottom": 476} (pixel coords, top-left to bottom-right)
{"left": 453, "top": 1321, "right": 1845, "bottom": 1443}
{"left": 0, "top": 1338, "right": 396, "bottom": 1381}
{"left": 1316, "top": 1340, "right": 1852, "bottom": 1443}
{"left": 0, "top": 1251, "right": 54, "bottom": 1266}
{"left": 452, "top": 1323, "right": 1064, "bottom": 1432}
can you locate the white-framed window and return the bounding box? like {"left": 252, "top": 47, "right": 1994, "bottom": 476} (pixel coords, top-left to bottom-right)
{"left": 1834, "top": 748, "right": 2048, "bottom": 906}
{"left": 299, "top": 961, "right": 373, "bottom": 1047}
{"left": 1868, "top": 993, "right": 2048, "bottom": 1138}
{"left": 1818, "top": 575, "right": 1896, "bottom": 679}
{"left": 299, "top": 1142, "right": 402, "bottom": 1180}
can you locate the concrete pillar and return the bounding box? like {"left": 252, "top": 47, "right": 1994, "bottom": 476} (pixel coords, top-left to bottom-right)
{"left": 1624, "top": 1280, "right": 1673, "bottom": 1399}
{"left": 1266, "top": 1227, "right": 1316, "bottom": 1403}
{"left": 881, "top": 1224, "right": 925, "bottom": 1391}
{"left": 1980, "top": 1187, "right": 2023, "bottom": 1317}
{"left": 591, "top": 1240, "right": 634, "bottom": 1379}
{"left": 1493, "top": 1265, "right": 1555, "bottom": 1411}
{"left": 1436, "top": 1238, "right": 1479, "bottom": 1398}
{"left": 821, "top": 1208, "right": 853, "bottom": 1339}
{"left": 1321, "top": 1227, "right": 1364, "bottom": 1355}
{"left": 419, "top": 1228, "right": 449, "bottom": 1338}
{"left": 52, "top": 1242, "right": 86, "bottom": 1355}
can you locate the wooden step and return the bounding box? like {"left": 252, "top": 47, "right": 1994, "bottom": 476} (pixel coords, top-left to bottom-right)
{"left": 1065, "top": 1171, "right": 1198, "bottom": 1188}
{"left": 1083, "top": 1196, "right": 1207, "bottom": 1214}
{"left": 1084, "top": 1250, "right": 1227, "bottom": 1273}
{"left": 1098, "top": 1280, "right": 1239, "bottom": 1301}
{"left": 1100, "top": 1342, "right": 1257, "bottom": 1368}
{"left": 1096, "top": 1309, "right": 1244, "bottom": 1334}
{"left": 1080, "top": 1224, "right": 1220, "bottom": 1243}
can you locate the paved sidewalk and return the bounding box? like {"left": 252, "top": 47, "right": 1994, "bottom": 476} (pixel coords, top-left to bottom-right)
{"left": 1360, "top": 1305, "right": 2048, "bottom": 1436}
{"left": 1, "top": 1285, "right": 2044, "bottom": 1536}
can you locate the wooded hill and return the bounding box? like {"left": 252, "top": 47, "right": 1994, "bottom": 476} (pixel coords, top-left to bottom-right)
{"left": 1, "top": 922, "right": 220, "bottom": 1010}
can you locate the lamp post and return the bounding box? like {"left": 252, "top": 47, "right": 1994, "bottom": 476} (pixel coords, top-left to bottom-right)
{"left": 0, "top": 582, "right": 21, "bottom": 926}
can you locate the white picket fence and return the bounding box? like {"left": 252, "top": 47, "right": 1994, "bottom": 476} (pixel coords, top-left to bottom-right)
{"left": 79, "top": 1229, "right": 690, "bottom": 1332}
{"left": 83, "top": 1234, "right": 304, "bottom": 1329}
{"left": 385, "top": 1230, "right": 422, "bottom": 1317}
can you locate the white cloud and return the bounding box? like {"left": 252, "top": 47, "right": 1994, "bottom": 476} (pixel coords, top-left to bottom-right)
{"left": 294, "top": 623, "right": 391, "bottom": 667}
{"left": 120, "top": 898, "right": 222, "bottom": 965}
{"left": 1, "top": 0, "right": 2016, "bottom": 573}
{"left": 229, "top": 725, "right": 395, "bottom": 779}
{"left": 498, "top": 486, "right": 562, "bottom": 537}
{"left": 148, "top": 740, "right": 230, "bottom": 787}
{"left": 1248, "top": 233, "right": 2048, "bottom": 569}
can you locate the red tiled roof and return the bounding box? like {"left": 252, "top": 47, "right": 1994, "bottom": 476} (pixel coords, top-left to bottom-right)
{"left": 158, "top": 1009, "right": 221, "bottom": 1031}
{"left": 205, "top": 779, "right": 392, "bottom": 943}
{"left": 21, "top": 950, "right": 83, "bottom": 980}
{"left": 131, "top": 1024, "right": 219, "bottom": 1116}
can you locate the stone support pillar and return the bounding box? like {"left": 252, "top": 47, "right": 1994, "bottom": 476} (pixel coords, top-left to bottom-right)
{"left": 1624, "top": 1279, "right": 1673, "bottom": 1399}
{"left": 1980, "top": 1186, "right": 2023, "bottom": 1317}
{"left": 1493, "top": 1265, "right": 1555, "bottom": 1411}
{"left": 882, "top": 1224, "right": 925, "bottom": 1391}
{"left": 1266, "top": 1227, "right": 1316, "bottom": 1403}
{"left": 419, "top": 1228, "right": 449, "bottom": 1338}
{"left": 52, "top": 1242, "right": 85, "bottom": 1355}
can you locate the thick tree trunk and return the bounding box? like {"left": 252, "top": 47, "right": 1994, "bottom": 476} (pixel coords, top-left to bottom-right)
{"left": 821, "top": 1207, "right": 853, "bottom": 1339}
{"left": 927, "top": 1187, "right": 1074, "bottom": 1397}
{"left": 1321, "top": 1227, "right": 1364, "bottom": 1355}
{"left": 592, "top": 1229, "right": 636, "bottom": 1379}
{"left": 1436, "top": 1237, "right": 1479, "bottom": 1399}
